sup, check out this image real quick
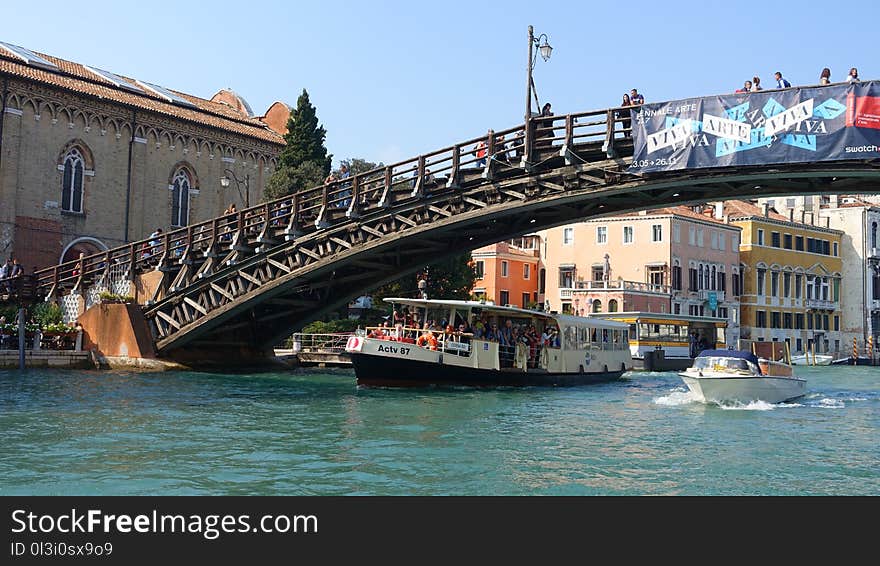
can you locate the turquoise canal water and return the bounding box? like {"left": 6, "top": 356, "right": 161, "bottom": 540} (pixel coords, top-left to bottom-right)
{"left": 1, "top": 366, "right": 877, "bottom": 495}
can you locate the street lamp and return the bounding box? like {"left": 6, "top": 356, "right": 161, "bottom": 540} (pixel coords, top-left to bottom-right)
{"left": 525, "top": 25, "right": 553, "bottom": 123}
{"left": 220, "top": 168, "right": 250, "bottom": 208}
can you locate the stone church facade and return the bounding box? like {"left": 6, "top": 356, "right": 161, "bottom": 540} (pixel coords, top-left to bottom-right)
{"left": 0, "top": 40, "right": 289, "bottom": 271}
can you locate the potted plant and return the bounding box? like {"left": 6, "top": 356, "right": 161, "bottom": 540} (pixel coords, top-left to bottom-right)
{"left": 98, "top": 291, "right": 135, "bottom": 304}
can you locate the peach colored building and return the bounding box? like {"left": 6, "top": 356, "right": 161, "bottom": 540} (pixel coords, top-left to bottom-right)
{"left": 537, "top": 205, "right": 743, "bottom": 345}
{"left": 471, "top": 236, "right": 540, "bottom": 308}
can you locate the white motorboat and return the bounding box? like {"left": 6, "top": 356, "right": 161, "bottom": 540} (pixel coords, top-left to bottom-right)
{"left": 678, "top": 343, "right": 806, "bottom": 404}
{"left": 790, "top": 352, "right": 833, "bottom": 366}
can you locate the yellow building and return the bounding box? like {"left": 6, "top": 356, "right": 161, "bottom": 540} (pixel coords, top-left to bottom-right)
{"left": 726, "top": 201, "right": 844, "bottom": 356}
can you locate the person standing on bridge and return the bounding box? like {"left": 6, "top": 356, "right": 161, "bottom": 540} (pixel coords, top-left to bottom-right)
{"left": 735, "top": 80, "right": 753, "bottom": 94}
{"left": 474, "top": 139, "right": 488, "bottom": 168}
{"left": 629, "top": 89, "right": 644, "bottom": 106}
{"left": 752, "top": 76, "right": 763, "bottom": 91}
{"left": 846, "top": 67, "right": 860, "bottom": 83}
{"left": 336, "top": 163, "right": 351, "bottom": 208}
{"left": 617, "top": 93, "right": 634, "bottom": 138}
{"left": 774, "top": 71, "right": 791, "bottom": 89}
{"left": 819, "top": 68, "right": 832, "bottom": 85}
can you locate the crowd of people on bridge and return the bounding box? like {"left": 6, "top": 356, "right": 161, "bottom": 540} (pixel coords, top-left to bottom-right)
{"left": 734, "top": 67, "right": 861, "bottom": 94}
{"left": 0, "top": 257, "right": 25, "bottom": 294}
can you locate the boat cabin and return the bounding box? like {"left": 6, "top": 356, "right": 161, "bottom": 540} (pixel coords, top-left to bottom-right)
{"left": 590, "top": 311, "right": 727, "bottom": 362}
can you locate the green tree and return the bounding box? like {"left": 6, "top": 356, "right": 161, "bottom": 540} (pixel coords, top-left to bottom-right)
{"left": 278, "top": 89, "right": 332, "bottom": 174}
{"left": 371, "top": 254, "right": 477, "bottom": 304}
{"left": 264, "top": 161, "right": 325, "bottom": 201}
{"left": 336, "top": 158, "right": 383, "bottom": 177}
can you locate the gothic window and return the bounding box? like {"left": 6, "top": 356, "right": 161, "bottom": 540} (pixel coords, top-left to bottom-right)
{"left": 171, "top": 168, "right": 193, "bottom": 227}
{"left": 61, "top": 148, "right": 85, "bottom": 213}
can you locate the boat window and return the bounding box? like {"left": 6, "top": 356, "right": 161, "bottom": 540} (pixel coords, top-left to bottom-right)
{"left": 564, "top": 326, "right": 577, "bottom": 349}
{"left": 577, "top": 326, "right": 590, "bottom": 349}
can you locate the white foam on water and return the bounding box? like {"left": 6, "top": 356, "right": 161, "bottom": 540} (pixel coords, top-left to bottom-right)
{"left": 716, "top": 400, "right": 777, "bottom": 411}
{"left": 815, "top": 398, "right": 845, "bottom": 409}
{"left": 653, "top": 390, "right": 700, "bottom": 406}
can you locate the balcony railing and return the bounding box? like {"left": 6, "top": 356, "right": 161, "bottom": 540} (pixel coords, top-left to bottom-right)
{"left": 560, "top": 280, "right": 671, "bottom": 298}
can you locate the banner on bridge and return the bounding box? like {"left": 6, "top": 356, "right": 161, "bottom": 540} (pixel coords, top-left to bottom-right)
{"left": 629, "top": 80, "right": 880, "bottom": 173}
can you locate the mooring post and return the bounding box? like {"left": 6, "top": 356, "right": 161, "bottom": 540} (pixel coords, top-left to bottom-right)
{"left": 18, "top": 306, "right": 25, "bottom": 370}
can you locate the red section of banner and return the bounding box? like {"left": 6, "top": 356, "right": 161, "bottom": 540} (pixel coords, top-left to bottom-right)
{"left": 847, "top": 94, "right": 880, "bottom": 130}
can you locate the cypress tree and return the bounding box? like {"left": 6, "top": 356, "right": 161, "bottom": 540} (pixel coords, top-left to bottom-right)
{"left": 278, "top": 89, "right": 332, "bottom": 175}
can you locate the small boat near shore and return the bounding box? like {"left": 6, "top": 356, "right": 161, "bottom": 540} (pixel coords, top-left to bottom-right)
{"left": 790, "top": 352, "right": 833, "bottom": 366}
{"left": 678, "top": 342, "right": 806, "bottom": 404}
{"left": 345, "top": 298, "right": 633, "bottom": 387}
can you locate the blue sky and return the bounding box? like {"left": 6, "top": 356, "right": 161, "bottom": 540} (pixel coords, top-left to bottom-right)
{"left": 5, "top": 0, "right": 876, "bottom": 167}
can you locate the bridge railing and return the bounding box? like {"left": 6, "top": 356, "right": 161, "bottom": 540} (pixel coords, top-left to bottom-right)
{"left": 35, "top": 104, "right": 633, "bottom": 300}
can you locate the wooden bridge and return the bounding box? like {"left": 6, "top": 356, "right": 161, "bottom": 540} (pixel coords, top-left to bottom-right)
{"left": 31, "top": 99, "right": 880, "bottom": 365}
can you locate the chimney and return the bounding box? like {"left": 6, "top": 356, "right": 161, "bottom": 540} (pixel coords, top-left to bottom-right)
{"left": 762, "top": 202, "right": 770, "bottom": 217}
{"left": 714, "top": 202, "right": 723, "bottom": 219}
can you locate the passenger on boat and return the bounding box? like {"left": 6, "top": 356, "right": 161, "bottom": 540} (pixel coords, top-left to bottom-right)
{"left": 416, "top": 330, "right": 438, "bottom": 350}
{"left": 485, "top": 323, "right": 499, "bottom": 342}
{"left": 471, "top": 318, "right": 485, "bottom": 338}
{"left": 499, "top": 320, "right": 514, "bottom": 346}
{"left": 457, "top": 323, "right": 471, "bottom": 345}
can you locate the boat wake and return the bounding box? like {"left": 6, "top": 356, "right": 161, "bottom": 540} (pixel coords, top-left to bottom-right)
{"left": 716, "top": 399, "right": 800, "bottom": 411}
{"left": 653, "top": 387, "right": 699, "bottom": 406}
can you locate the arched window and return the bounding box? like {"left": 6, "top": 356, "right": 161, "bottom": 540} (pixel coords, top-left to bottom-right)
{"left": 171, "top": 168, "right": 193, "bottom": 227}
{"left": 61, "top": 148, "right": 85, "bottom": 213}
{"left": 592, "top": 299, "right": 602, "bottom": 313}
{"left": 698, "top": 265, "right": 704, "bottom": 290}
{"left": 873, "top": 222, "right": 877, "bottom": 249}
{"left": 711, "top": 266, "right": 716, "bottom": 290}
{"left": 608, "top": 299, "right": 618, "bottom": 312}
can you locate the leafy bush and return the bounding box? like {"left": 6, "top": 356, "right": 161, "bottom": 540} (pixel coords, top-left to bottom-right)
{"left": 32, "top": 301, "right": 63, "bottom": 326}
{"left": 301, "top": 319, "right": 362, "bottom": 334}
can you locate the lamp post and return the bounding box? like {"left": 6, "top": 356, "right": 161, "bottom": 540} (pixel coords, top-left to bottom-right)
{"left": 525, "top": 25, "right": 553, "bottom": 123}
{"left": 220, "top": 169, "right": 250, "bottom": 208}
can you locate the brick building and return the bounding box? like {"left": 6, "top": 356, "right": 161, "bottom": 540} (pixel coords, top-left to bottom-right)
{"left": 0, "top": 40, "right": 287, "bottom": 270}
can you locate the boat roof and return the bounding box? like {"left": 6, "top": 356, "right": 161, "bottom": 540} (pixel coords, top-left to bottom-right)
{"left": 590, "top": 311, "right": 728, "bottom": 327}
{"left": 697, "top": 349, "right": 760, "bottom": 366}
{"left": 382, "top": 298, "right": 628, "bottom": 329}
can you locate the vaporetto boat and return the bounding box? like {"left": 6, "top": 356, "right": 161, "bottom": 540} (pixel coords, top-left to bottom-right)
{"left": 345, "top": 298, "right": 633, "bottom": 387}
